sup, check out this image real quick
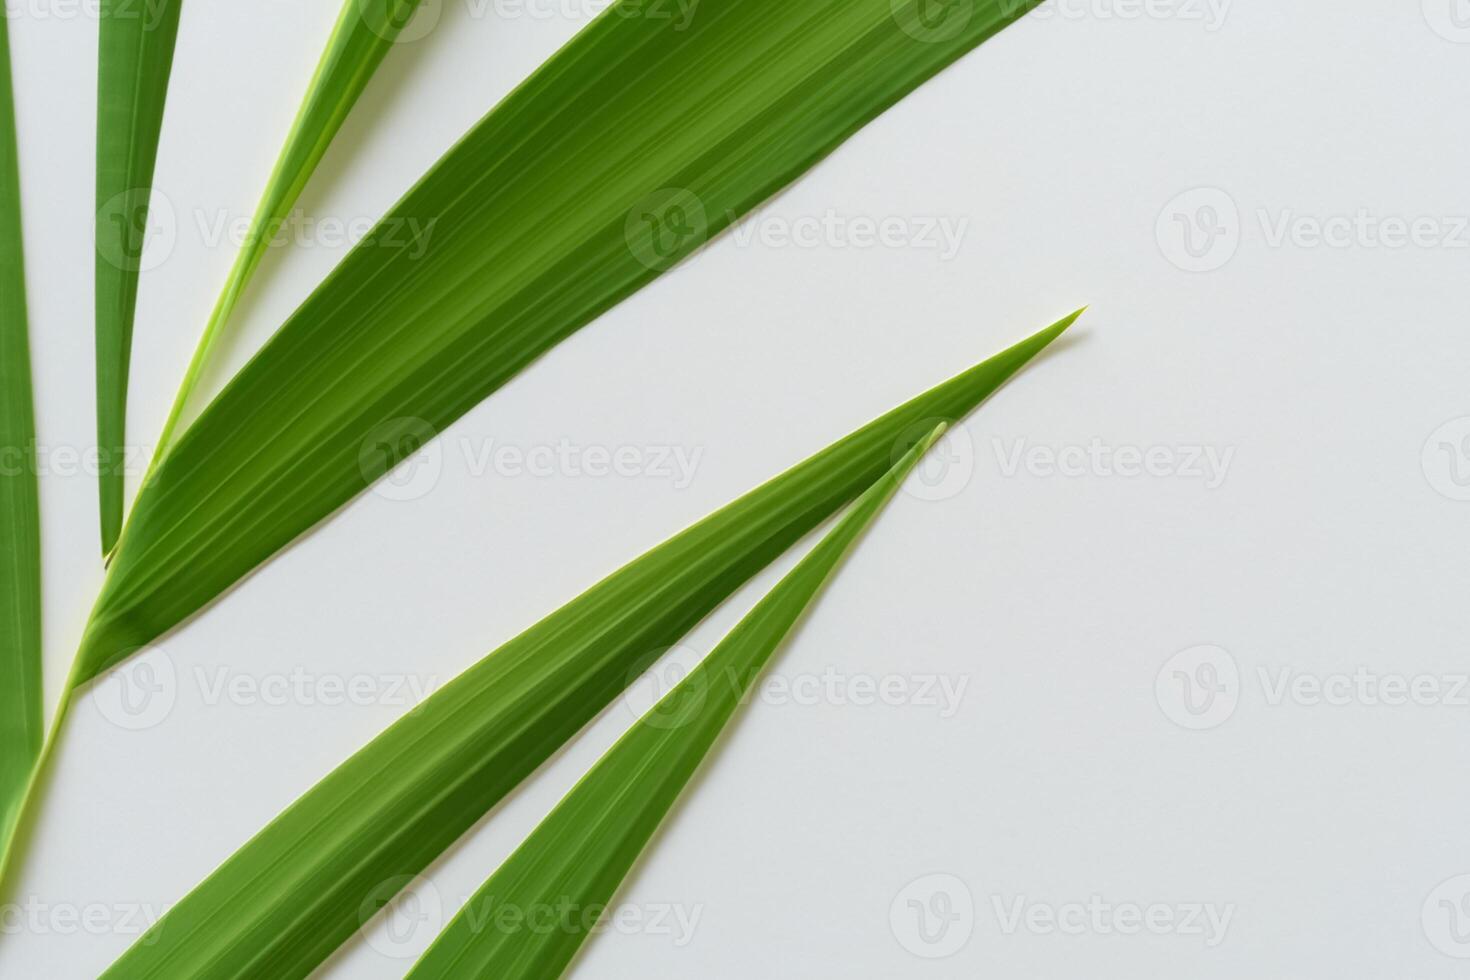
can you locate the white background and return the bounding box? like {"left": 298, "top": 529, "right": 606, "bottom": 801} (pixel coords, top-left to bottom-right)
{"left": 2, "top": 0, "right": 1469, "bottom": 976}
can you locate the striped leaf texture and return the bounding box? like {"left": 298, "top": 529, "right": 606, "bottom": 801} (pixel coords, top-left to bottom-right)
{"left": 81, "top": 0, "right": 1045, "bottom": 681}
{"left": 95, "top": 0, "right": 184, "bottom": 552}
{"left": 149, "top": 0, "right": 426, "bottom": 458}
{"left": 101, "top": 316, "right": 1076, "bottom": 979}
{"left": 408, "top": 426, "right": 946, "bottom": 979}
{"left": 0, "top": 13, "right": 42, "bottom": 862}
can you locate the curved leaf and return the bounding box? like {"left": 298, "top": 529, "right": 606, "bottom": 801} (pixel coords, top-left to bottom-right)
{"left": 408, "top": 425, "right": 945, "bottom": 979}
{"left": 0, "top": 12, "right": 41, "bottom": 857}
{"left": 101, "top": 315, "right": 1077, "bottom": 979}
{"left": 95, "top": 0, "right": 184, "bottom": 552}
{"left": 81, "top": 0, "right": 1045, "bottom": 680}
{"left": 149, "top": 0, "right": 426, "bottom": 459}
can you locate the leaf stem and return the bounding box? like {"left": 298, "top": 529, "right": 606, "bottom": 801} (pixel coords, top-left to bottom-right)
{"left": 144, "top": 238, "right": 261, "bottom": 476}
{"left": 140, "top": 0, "right": 414, "bottom": 485}
{"left": 0, "top": 658, "right": 82, "bottom": 894}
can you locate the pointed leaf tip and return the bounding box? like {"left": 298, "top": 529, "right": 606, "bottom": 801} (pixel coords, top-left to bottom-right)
{"left": 96, "top": 314, "right": 1074, "bottom": 978}
{"left": 994, "top": 307, "right": 1085, "bottom": 370}
{"left": 406, "top": 423, "right": 939, "bottom": 980}
{"left": 1048, "top": 306, "right": 1087, "bottom": 337}
{"left": 916, "top": 421, "right": 949, "bottom": 455}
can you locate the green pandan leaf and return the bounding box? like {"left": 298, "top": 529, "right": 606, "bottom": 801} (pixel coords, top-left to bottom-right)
{"left": 409, "top": 425, "right": 946, "bottom": 980}
{"left": 148, "top": 0, "right": 426, "bottom": 460}
{"left": 0, "top": 11, "right": 42, "bottom": 865}
{"left": 95, "top": 0, "right": 184, "bottom": 553}
{"left": 82, "top": 0, "right": 1046, "bottom": 681}
{"left": 101, "top": 315, "right": 1077, "bottom": 979}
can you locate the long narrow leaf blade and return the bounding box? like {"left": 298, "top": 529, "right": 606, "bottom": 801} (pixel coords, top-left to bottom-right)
{"left": 0, "top": 15, "right": 41, "bottom": 855}
{"left": 409, "top": 425, "right": 945, "bottom": 980}
{"left": 82, "top": 0, "right": 1046, "bottom": 679}
{"left": 149, "top": 0, "right": 424, "bottom": 457}
{"left": 95, "top": 0, "right": 184, "bottom": 553}
{"left": 102, "top": 315, "right": 1078, "bottom": 980}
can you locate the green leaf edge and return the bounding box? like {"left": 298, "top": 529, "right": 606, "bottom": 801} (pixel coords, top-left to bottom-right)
{"left": 408, "top": 423, "right": 946, "bottom": 979}
{"left": 101, "top": 311, "right": 1079, "bottom": 980}
{"left": 78, "top": 0, "right": 1050, "bottom": 683}
{"left": 95, "top": 0, "right": 185, "bottom": 554}
{"left": 145, "top": 0, "right": 425, "bottom": 466}
{"left": 0, "top": 11, "right": 42, "bottom": 866}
